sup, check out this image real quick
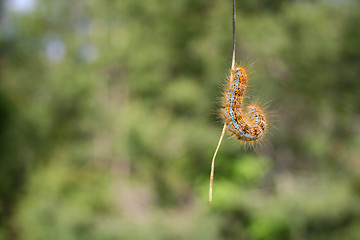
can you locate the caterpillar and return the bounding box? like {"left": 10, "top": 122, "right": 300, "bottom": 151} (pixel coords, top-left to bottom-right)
{"left": 222, "top": 66, "right": 266, "bottom": 142}
{"left": 209, "top": 0, "right": 269, "bottom": 203}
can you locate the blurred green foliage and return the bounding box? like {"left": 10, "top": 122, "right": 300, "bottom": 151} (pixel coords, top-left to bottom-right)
{"left": 1, "top": 0, "right": 360, "bottom": 239}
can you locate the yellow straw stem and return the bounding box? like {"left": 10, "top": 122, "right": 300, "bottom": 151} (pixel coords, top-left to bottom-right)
{"left": 209, "top": 123, "right": 227, "bottom": 203}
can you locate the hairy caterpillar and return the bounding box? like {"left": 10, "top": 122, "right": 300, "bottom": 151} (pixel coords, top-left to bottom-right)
{"left": 222, "top": 66, "right": 266, "bottom": 141}
{"left": 208, "top": 0, "right": 268, "bottom": 203}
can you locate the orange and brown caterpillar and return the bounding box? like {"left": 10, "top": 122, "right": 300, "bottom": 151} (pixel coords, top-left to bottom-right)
{"left": 222, "top": 66, "right": 266, "bottom": 141}
{"left": 209, "top": 0, "right": 269, "bottom": 203}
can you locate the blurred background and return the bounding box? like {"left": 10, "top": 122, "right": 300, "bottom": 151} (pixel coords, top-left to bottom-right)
{"left": 1, "top": 0, "right": 360, "bottom": 239}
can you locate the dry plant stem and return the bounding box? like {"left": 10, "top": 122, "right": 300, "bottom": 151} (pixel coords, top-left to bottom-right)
{"left": 209, "top": 0, "right": 236, "bottom": 203}
{"left": 209, "top": 123, "right": 227, "bottom": 203}
{"left": 231, "top": 0, "right": 236, "bottom": 69}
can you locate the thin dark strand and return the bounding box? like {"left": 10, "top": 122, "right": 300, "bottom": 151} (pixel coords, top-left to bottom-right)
{"left": 231, "top": 0, "right": 236, "bottom": 69}
{"left": 209, "top": 0, "right": 237, "bottom": 203}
